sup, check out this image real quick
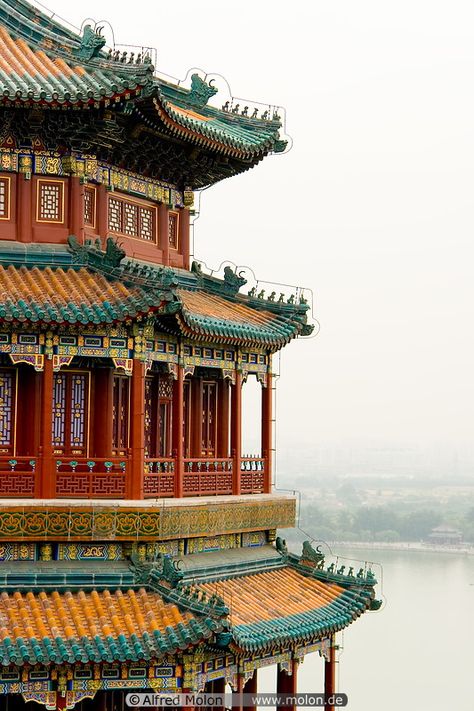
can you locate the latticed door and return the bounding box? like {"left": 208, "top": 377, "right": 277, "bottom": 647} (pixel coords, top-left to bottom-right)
{"left": 144, "top": 375, "right": 173, "bottom": 457}
{"left": 0, "top": 368, "right": 16, "bottom": 455}
{"left": 112, "top": 375, "right": 130, "bottom": 455}
{"left": 52, "top": 371, "right": 89, "bottom": 456}
{"left": 202, "top": 381, "right": 217, "bottom": 457}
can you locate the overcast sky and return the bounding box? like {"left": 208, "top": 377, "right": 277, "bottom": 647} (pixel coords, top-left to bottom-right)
{"left": 50, "top": 0, "right": 474, "bottom": 462}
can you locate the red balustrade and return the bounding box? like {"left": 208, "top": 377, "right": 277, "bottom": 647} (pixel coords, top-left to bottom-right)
{"left": 183, "top": 458, "right": 233, "bottom": 496}
{"left": 54, "top": 458, "right": 127, "bottom": 498}
{"left": 240, "top": 456, "right": 265, "bottom": 494}
{"left": 143, "top": 458, "right": 175, "bottom": 498}
{"left": 0, "top": 457, "right": 38, "bottom": 497}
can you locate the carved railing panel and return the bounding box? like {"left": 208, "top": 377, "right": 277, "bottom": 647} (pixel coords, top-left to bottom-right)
{"left": 183, "top": 458, "right": 233, "bottom": 496}
{"left": 54, "top": 458, "right": 127, "bottom": 498}
{"left": 0, "top": 457, "right": 37, "bottom": 497}
{"left": 240, "top": 456, "right": 265, "bottom": 493}
{"left": 144, "top": 458, "right": 175, "bottom": 498}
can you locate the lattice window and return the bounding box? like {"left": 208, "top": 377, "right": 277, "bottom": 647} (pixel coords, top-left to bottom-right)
{"left": 70, "top": 374, "right": 87, "bottom": 450}
{"left": 123, "top": 201, "right": 139, "bottom": 236}
{"left": 52, "top": 372, "right": 89, "bottom": 455}
{"left": 140, "top": 207, "right": 154, "bottom": 241}
{"left": 52, "top": 374, "right": 66, "bottom": 449}
{"left": 0, "top": 370, "right": 15, "bottom": 452}
{"left": 37, "top": 180, "right": 64, "bottom": 222}
{"left": 112, "top": 375, "right": 129, "bottom": 455}
{"left": 144, "top": 377, "right": 153, "bottom": 457}
{"left": 158, "top": 375, "right": 173, "bottom": 399}
{"left": 108, "top": 197, "right": 122, "bottom": 232}
{"left": 83, "top": 187, "right": 96, "bottom": 227}
{"left": 108, "top": 196, "right": 156, "bottom": 242}
{"left": 0, "top": 178, "right": 10, "bottom": 219}
{"left": 168, "top": 212, "right": 178, "bottom": 249}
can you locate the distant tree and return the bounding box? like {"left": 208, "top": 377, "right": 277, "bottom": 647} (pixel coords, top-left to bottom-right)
{"left": 376, "top": 530, "right": 401, "bottom": 543}
{"left": 354, "top": 506, "right": 399, "bottom": 534}
{"left": 336, "top": 482, "right": 361, "bottom": 505}
{"left": 399, "top": 510, "right": 442, "bottom": 541}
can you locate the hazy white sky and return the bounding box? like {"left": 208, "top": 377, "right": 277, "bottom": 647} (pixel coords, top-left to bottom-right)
{"left": 51, "top": 0, "right": 474, "bottom": 457}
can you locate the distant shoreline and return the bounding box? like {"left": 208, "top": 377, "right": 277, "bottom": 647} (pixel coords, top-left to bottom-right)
{"left": 325, "top": 541, "right": 474, "bottom": 555}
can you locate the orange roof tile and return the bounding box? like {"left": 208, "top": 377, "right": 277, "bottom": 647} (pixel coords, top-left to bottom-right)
{"left": 198, "top": 567, "right": 372, "bottom": 650}
{"left": 0, "top": 265, "right": 171, "bottom": 324}
{"left": 0, "top": 588, "right": 214, "bottom": 664}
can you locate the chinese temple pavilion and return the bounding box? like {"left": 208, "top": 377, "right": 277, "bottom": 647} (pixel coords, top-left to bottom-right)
{"left": 0, "top": 2, "right": 380, "bottom": 710}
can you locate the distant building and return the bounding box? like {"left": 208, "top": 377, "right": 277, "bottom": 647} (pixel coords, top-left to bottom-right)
{"left": 428, "top": 526, "right": 463, "bottom": 546}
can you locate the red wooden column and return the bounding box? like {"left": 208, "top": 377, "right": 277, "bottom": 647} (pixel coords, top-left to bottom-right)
{"left": 159, "top": 203, "right": 170, "bottom": 266}
{"left": 179, "top": 207, "right": 191, "bottom": 269}
{"left": 232, "top": 672, "right": 245, "bottom": 711}
{"left": 97, "top": 184, "right": 109, "bottom": 240}
{"left": 172, "top": 364, "right": 185, "bottom": 497}
{"left": 324, "top": 635, "right": 337, "bottom": 711}
{"left": 17, "top": 173, "right": 33, "bottom": 242}
{"left": 130, "top": 359, "right": 145, "bottom": 499}
{"left": 93, "top": 367, "right": 114, "bottom": 457}
{"left": 70, "top": 175, "right": 84, "bottom": 243}
{"left": 190, "top": 376, "right": 203, "bottom": 458}
{"left": 217, "top": 378, "right": 230, "bottom": 457}
{"left": 244, "top": 670, "right": 257, "bottom": 711}
{"left": 261, "top": 371, "right": 273, "bottom": 493}
{"left": 39, "top": 356, "right": 54, "bottom": 498}
{"left": 231, "top": 371, "right": 242, "bottom": 494}
{"left": 55, "top": 691, "right": 67, "bottom": 710}
{"left": 276, "top": 660, "right": 298, "bottom": 711}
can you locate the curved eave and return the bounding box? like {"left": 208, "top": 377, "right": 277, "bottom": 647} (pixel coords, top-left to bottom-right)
{"left": 152, "top": 94, "right": 281, "bottom": 160}
{"left": 175, "top": 312, "right": 304, "bottom": 350}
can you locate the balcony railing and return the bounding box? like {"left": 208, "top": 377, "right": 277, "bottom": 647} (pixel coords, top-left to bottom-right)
{"left": 241, "top": 456, "right": 265, "bottom": 494}
{"left": 144, "top": 458, "right": 175, "bottom": 498}
{"left": 54, "top": 458, "right": 127, "bottom": 498}
{"left": 183, "top": 458, "right": 233, "bottom": 496}
{"left": 0, "top": 456, "right": 38, "bottom": 497}
{"left": 0, "top": 455, "right": 267, "bottom": 499}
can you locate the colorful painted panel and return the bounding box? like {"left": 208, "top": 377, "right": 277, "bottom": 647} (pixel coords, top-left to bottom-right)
{"left": 242, "top": 531, "right": 267, "bottom": 547}
{"left": 0, "top": 543, "right": 35, "bottom": 561}
{"left": 187, "top": 533, "right": 240, "bottom": 554}
{"left": 57, "top": 543, "right": 123, "bottom": 561}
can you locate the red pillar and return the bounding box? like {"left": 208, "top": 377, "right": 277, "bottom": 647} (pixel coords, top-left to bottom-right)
{"left": 159, "top": 203, "right": 170, "bottom": 266}
{"left": 172, "top": 364, "right": 184, "bottom": 497}
{"left": 17, "top": 173, "right": 33, "bottom": 242}
{"left": 244, "top": 670, "right": 257, "bottom": 711}
{"left": 231, "top": 371, "right": 242, "bottom": 494}
{"left": 70, "top": 175, "right": 84, "bottom": 243}
{"left": 276, "top": 660, "right": 298, "bottom": 711}
{"left": 130, "top": 360, "right": 145, "bottom": 499}
{"left": 232, "top": 672, "right": 244, "bottom": 711}
{"left": 324, "top": 636, "right": 336, "bottom": 711}
{"left": 180, "top": 207, "right": 191, "bottom": 269}
{"left": 261, "top": 372, "right": 273, "bottom": 493}
{"left": 40, "top": 356, "right": 54, "bottom": 498}
{"left": 97, "top": 184, "right": 108, "bottom": 240}
{"left": 93, "top": 367, "right": 114, "bottom": 457}
{"left": 217, "top": 378, "right": 230, "bottom": 458}
{"left": 190, "top": 376, "right": 203, "bottom": 458}
{"left": 55, "top": 692, "right": 67, "bottom": 710}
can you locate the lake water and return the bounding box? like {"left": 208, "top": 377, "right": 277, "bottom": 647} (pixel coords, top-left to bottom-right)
{"left": 257, "top": 549, "right": 474, "bottom": 711}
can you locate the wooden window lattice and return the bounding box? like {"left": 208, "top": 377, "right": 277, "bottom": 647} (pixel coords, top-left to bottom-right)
{"left": 0, "top": 370, "right": 14, "bottom": 451}
{"left": 83, "top": 187, "right": 95, "bottom": 227}
{"left": 52, "top": 372, "right": 88, "bottom": 455}
{"left": 38, "top": 180, "right": 63, "bottom": 222}
{"left": 0, "top": 178, "right": 10, "bottom": 219}
{"left": 108, "top": 196, "right": 156, "bottom": 242}
{"left": 168, "top": 213, "right": 178, "bottom": 249}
